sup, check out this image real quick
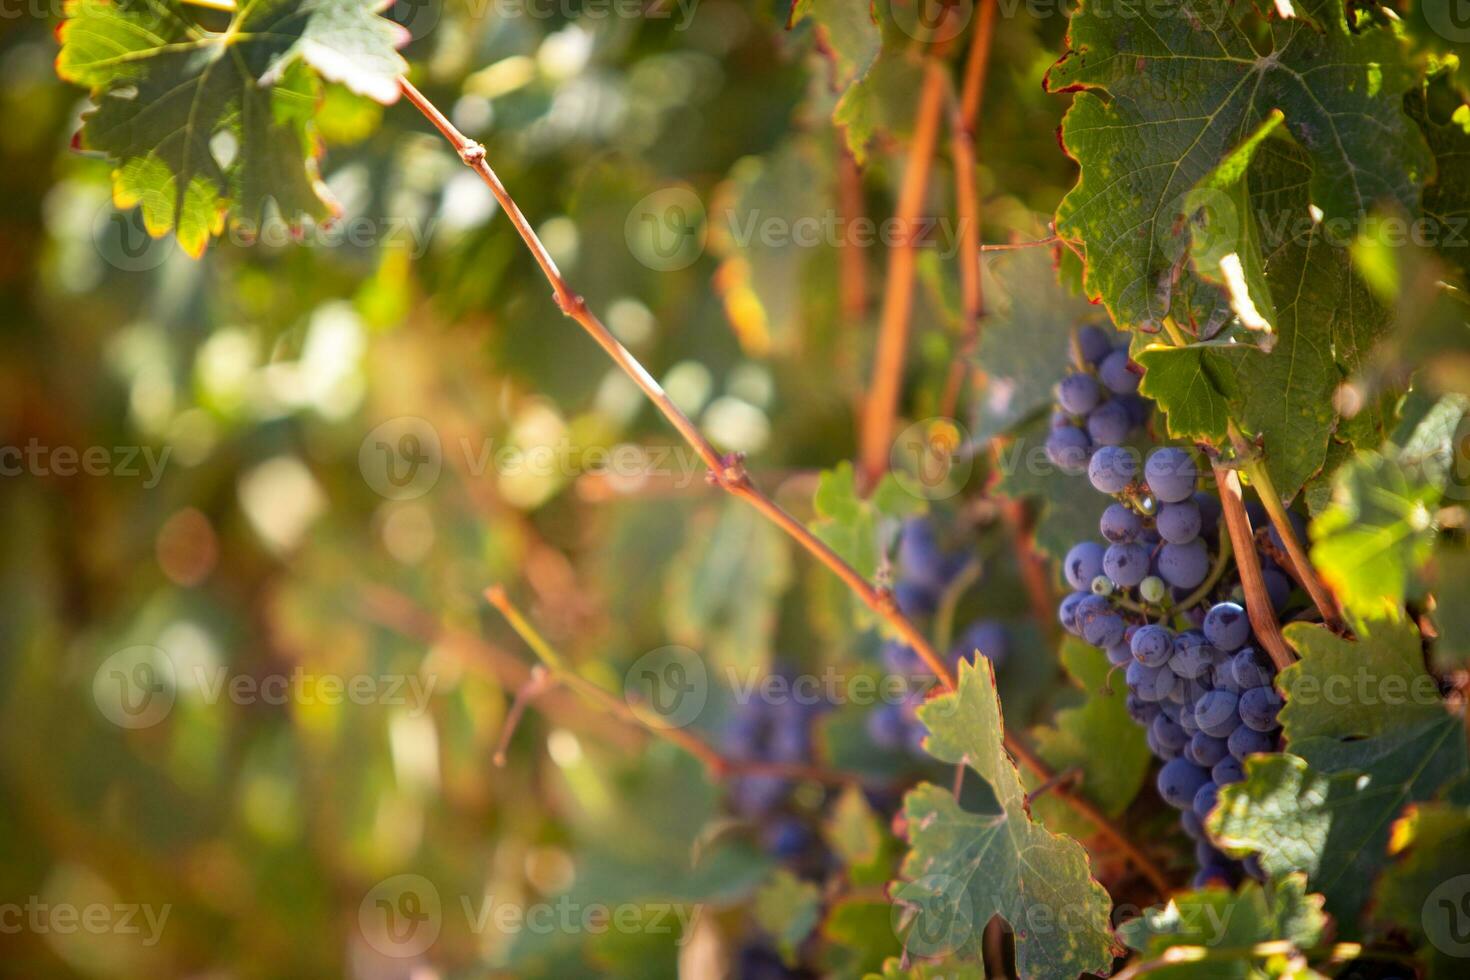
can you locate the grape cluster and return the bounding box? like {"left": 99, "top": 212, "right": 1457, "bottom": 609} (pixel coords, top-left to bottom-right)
{"left": 867, "top": 518, "right": 1010, "bottom": 756}
{"left": 1049, "top": 326, "right": 1289, "bottom": 886}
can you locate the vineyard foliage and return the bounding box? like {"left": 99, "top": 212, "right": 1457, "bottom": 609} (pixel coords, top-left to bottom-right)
{"left": 1, "top": 0, "right": 1468, "bottom": 977}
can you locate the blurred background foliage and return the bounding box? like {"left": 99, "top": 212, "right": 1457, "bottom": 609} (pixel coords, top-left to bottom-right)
{"left": 0, "top": 0, "right": 1186, "bottom": 976}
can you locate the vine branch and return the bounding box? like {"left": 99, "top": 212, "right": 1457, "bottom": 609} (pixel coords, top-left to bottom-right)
{"left": 400, "top": 76, "right": 1168, "bottom": 896}
{"left": 1212, "top": 461, "right": 1295, "bottom": 671}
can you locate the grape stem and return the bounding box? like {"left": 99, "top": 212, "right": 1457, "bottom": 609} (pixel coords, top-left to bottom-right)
{"left": 493, "top": 666, "right": 553, "bottom": 767}
{"left": 399, "top": 77, "right": 1170, "bottom": 898}
{"left": 1175, "top": 527, "right": 1234, "bottom": 613}
{"left": 484, "top": 586, "right": 875, "bottom": 787}
{"left": 1212, "top": 462, "right": 1296, "bottom": 670}
{"left": 1235, "top": 440, "right": 1344, "bottom": 631}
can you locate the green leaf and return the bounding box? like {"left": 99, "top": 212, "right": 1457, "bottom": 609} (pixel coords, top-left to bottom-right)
{"left": 754, "top": 869, "right": 822, "bottom": 967}
{"left": 833, "top": 47, "right": 925, "bottom": 165}
{"left": 1406, "top": 65, "right": 1470, "bottom": 283}
{"left": 790, "top": 0, "right": 881, "bottom": 91}
{"left": 1374, "top": 802, "right": 1470, "bottom": 979}
{"left": 57, "top": 0, "right": 408, "bottom": 256}
{"left": 1211, "top": 620, "right": 1470, "bottom": 931}
{"left": 1309, "top": 452, "right": 1442, "bottom": 620}
{"left": 1135, "top": 138, "right": 1395, "bottom": 498}
{"left": 969, "top": 249, "right": 1106, "bottom": 445}
{"left": 1048, "top": 0, "right": 1428, "bottom": 333}
{"left": 823, "top": 784, "right": 885, "bottom": 877}
{"left": 896, "top": 659, "right": 1116, "bottom": 977}
{"left": 810, "top": 463, "right": 924, "bottom": 627}
{"left": 665, "top": 501, "right": 793, "bottom": 676}
{"left": 822, "top": 899, "right": 905, "bottom": 977}
{"left": 1027, "top": 638, "right": 1152, "bottom": 836}
{"left": 865, "top": 957, "right": 986, "bottom": 979}
{"left": 1116, "top": 874, "right": 1328, "bottom": 980}
{"left": 1428, "top": 542, "right": 1470, "bottom": 672}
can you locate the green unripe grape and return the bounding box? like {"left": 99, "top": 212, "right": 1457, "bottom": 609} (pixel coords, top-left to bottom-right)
{"left": 1090, "top": 574, "right": 1115, "bottom": 597}
{"left": 1140, "top": 575, "right": 1166, "bottom": 604}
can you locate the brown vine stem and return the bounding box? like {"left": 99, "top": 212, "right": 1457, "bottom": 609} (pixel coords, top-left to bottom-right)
{"left": 484, "top": 586, "right": 873, "bottom": 787}
{"left": 1212, "top": 462, "right": 1296, "bottom": 671}
{"left": 938, "top": 0, "right": 999, "bottom": 422}
{"left": 857, "top": 55, "right": 950, "bottom": 489}
{"left": 1233, "top": 427, "right": 1342, "bottom": 630}
{"left": 400, "top": 76, "right": 1167, "bottom": 896}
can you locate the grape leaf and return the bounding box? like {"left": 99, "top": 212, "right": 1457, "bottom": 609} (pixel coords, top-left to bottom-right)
{"left": 789, "top": 0, "right": 881, "bottom": 92}
{"left": 1209, "top": 620, "right": 1469, "bottom": 931}
{"left": 1309, "top": 451, "right": 1442, "bottom": 620}
{"left": 833, "top": 46, "right": 925, "bottom": 165}
{"left": 823, "top": 784, "right": 886, "bottom": 876}
{"left": 1374, "top": 802, "right": 1470, "bottom": 980}
{"left": 1116, "top": 873, "right": 1328, "bottom": 980}
{"left": 1428, "top": 542, "right": 1470, "bottom": 672}
{"left": 57, "top": 0, "right": 408, "bottom": 256}
{"left": 1406, "top": 64, "right": 1470, "bottom": 283}
{"left": 866, "top": 958, "right": 986, "bottom": 980}
{"left": 969, "top": 248, "right": 1105, "bottom": 445}
{"left": 896, "top": 659, "right": 1117, "bottom": 977}
{"left": 1027, "top": 638, "right": 1152, "bottom": 837}
{"left": 810, "top": 463, "right": 925, "bottom": 628}
{"left": 822, "top": 899, "right": 905, "bottom": 977}
{"left": 1137, "top": 137, "right": 1394, "bottom": 498}
{"left": 1048, "top": 0, "right": 1429, "bottom": 334}
{"left": 755, "top": 869, "right": 822, "bottom": 967}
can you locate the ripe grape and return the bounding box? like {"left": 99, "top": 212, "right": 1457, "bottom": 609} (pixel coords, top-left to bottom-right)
{"left": 1130, "top": 624, "right": 1174, "bottom": 667}
{"left": 1194, "top": 491, "right": 1222, "bottom": 536}
{"left": 1098, "top": 349, "right": 1140, "bottom": 395}
{"left": 866, "top": 703, "right": 911, "bottom": 750}
{"left": 1151, "top": 714, "right": 1187, "bottom": 753}
{"left": 1212, "top": 756, "right": 1245, "bottom": 785}
{"left": 1187, "top": 732, "right": 1229, "bottom": 768}
{"left": 1226, "top": 648, "right": 1272, "bottom": 689}
{"left": 1100, "top": 502, "right": 1143, "bottom": 543}
{"left": 1158, "top": 757, "right": 1211, "bottom": 809}
{"left": 1064, "top": 541, "right": 1106, "bottom": 591}
{"left": 1169, "top": 631, "right": 1216, "bottom": 679}
{"left": 1227, "top": 725, "right": 1275, "bottom": 760}
{"left": 1127, "top": 660, "right": 1177, "bottom": 702}
{"left": 1088, "top": 445, "right": 1137, "bottom": 494}
{"left": 1203, "top": 602, "right": 1250, "bottom": 652}
{"left": 1156, "top": 500, "right": 1202, "bottom": 544}
{"left": 1144, "top": 447, "right": 1198, "bottom": 503}
{"left": 1192, "top": 781, "right": 1219, "bottom": 820}
{"left": 882, "top": 640, "right": 923, "bottom": 676}
{"left": 1194, "top": 689, "right": 1241, "bottom": 738}
{"left": 1103, "top": 542, "right": 1150, "bottom": 588}
{"left": 1081, "top": 607, "right": 1126, "bottom": 648}
{"left": 951, "top": 619, "right": 1008, "bottom": 666}
{"left": 1181, "top": 810, "right": 1204, "bottom": 840}
{"left": 1057, "top": 372, "right": 1102, "bottom": 415}
{"left": 1260, "top": 566, "right": 1292, "bottom": 612}
{"left": 1159, "top": 538, "right": 1210, "bottom": 589}
{"left": 1086, "top": 400, "right": 1132, "bottom": 446}
{"left": 1045, "top": 425, "right": 1092, "bottom": 474}
{"left": 1076, "top": 324, "right": 1113, "bottom": 365}
{"left": 1238, "top": 686, "right": 1283, "bottom": 732}
{"left": 1127, "top": 693, "right": 1161, "bottom": 725}
{"left": 1058, "top": 591, "right": 1088, "bottom": 634}
{"left": 1105, "top": 641, "right": 1133, "bottom": 666}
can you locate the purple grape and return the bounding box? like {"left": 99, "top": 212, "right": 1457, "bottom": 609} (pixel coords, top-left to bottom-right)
{"left": 1169, "top": 631, "right": 1217, "bottom": 680}
{"left": 1119, "top": 393, "right": 1152, "bottom": 428}
{"left": 1126, "top": 693, "right": 1160, "bottom": 725}
{"left": 1203, "top": 602, "right": 1250, "bottom": 652}
{"left": 1152, "top": 713, "right": 1188, "bottom": 750}
{"left": 1192, "top": 781, "right": 1220, "bottom": 819}
{"left": 1239, "top": 686, "right": 1283, "bottom": 732}
{"left": 1103, "top": 542, "right": 1150, "bottom": 588}
{"left": 1106, "top": 641, "right": 1134, "bottom": 666}
{"left": 1193, "top": 865, "right": 1236, "bottom": 889}
{"left": 1098, "top": 349, "right": 1140, "bottom": 395}
{"left": 1227, "top": 725, "right": 1276, "bottom": 760}
{"left": 1212, "top": 756, "right": 1245, "bottom": 785}
{"left": 1187, "top": 732, "right": 1230, "bottom": 768}
{"left": 1087, "top": 400, "right": 1132, "bottom": 446}
{"left": 1131, "top": 624, "right": 1175, "bottom": 667}
{"left": 1100, "top": 503, "right": 1143, "bottom": 543}
{"left": 1046, "top": 425, "right": 1092, "bottom": 474}
{"left": 895, "top": 580, "right": 938, "bottom": 617}
{"left": 1193, "top": 491, "right": 1222, "bottom": 536}
{"left": 1227, "top": 648, "right": 1273, "bottom": 689}
{"left": 1266, "top": 509, "right": 1309, "bottom": 556}
{"left": 1261, "top": 566, "right": 1292, "bottom": 612}
{"left": 1156, "top": 500, "right": 1202, "bottom": 544}
{"left": 1194, "top": 690, "right": 1242, "bottom": 738}
{"left": 1076, "top": 325, "right": 1113, "bottom": 366}
{"left": 1159, "top": 538, "right": 1210, "bottom": 589}
{"left": 1145, "top": 448, "right": 1198, "bottom": 503}
{"left": 1147, "top": 726, "right": 1181, "bottom": 760}
{"left": 763, "top": 817, "right": 813, "bottom": 859}
{"left": 867, "top": 703, "right": 911, "bottom": 750}
{"left": 952, "top": 620, "right": 1008, "bottom": 666}
{"left": 731, "top": 774, "right": 790, "bottom": 816}
{"left": 1059, "top": 591, "right": 1089, "bottom": 635}
{"left": 1057, "top": 372, "right": 1102, "bottom": 415}
{"left": 898, "top": 518, "right": 963, "bottom": 590}
{"left": 1127, "top": 660, "right": 1177, "bottom": 702}
{"left": 1089, "top": 446, "right": 1138, "bottom": 494}
{"left": 882, "top": 640, "right": 924, "bottom": 676}
{"left": 1064, "top": 541, "right": 1107, "bottom": 591}
{"left": 1082, "top": 608, "right": 1126, "bottom": 649}
{"left": 1181, "top": 809, "right": 1204, "bottom": 840}
{"left": 1158, "top": 758, "right": 1211, "bottom": 809}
